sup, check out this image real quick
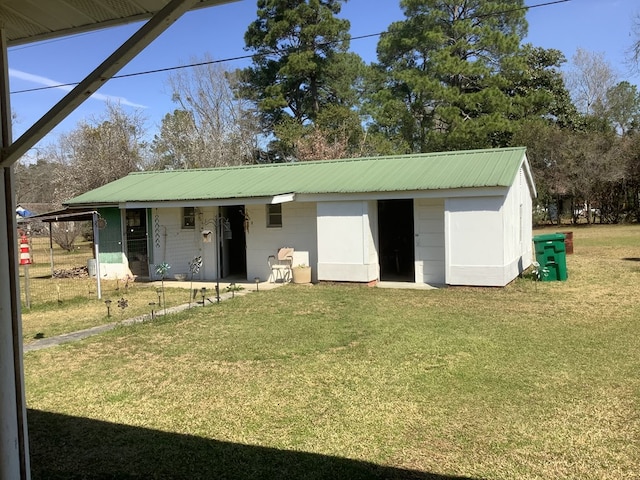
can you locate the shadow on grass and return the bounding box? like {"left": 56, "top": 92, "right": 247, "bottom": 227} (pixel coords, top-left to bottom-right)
{"left": 622, "top": 257, "right": 640, "bottom": 262}
{"left": 28, "top": 409, "right": 478, "bottom": 480}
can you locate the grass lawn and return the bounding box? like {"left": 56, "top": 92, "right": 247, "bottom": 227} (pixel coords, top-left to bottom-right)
{"left": 23, "top": 225, "right": 640, "bottom": 479}
{"left": 21, "top": 282, "right": 198, "bottom": 343}
{"left": 20, "top": 236, "right": 219, "bottom": 342}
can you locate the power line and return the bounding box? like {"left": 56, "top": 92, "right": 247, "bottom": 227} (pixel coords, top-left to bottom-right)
{"left": 10, "top": 0, "right": 571, "bottom": 96}
{"left": 476, "top": 0, "right": 570, "bottom": 18}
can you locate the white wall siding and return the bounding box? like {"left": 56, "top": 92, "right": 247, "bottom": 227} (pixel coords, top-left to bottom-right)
{"left": 445, "top": 196, "right": 507, "bottom": 286}
{"left": 414, "top": 198, "right": 445, "bottom": 284}
{"left": 130, "top": 158, "right": 535, "bottom": 288}
{"left": 245, "top": 202, "right": 317, "bottom": 282}
{"left": 196, "top": 207, "right": 220, "bottom": 280}
{"left": 317, "top": 201, "right": 378, "bottom": 283}
{"left": 150, "top": 206, "right": 217, "bottom": 280}
{"left": 366, "top": 201, "right": 380, "bottom": 280}
{"left": 520, "top": 168, "right": 534, "bottom": 267}
{"left": 98, "top": 258, "right": 131, "bottom": 280}
{"left": 501, "top": 167, "right": 534, "bottom": 282}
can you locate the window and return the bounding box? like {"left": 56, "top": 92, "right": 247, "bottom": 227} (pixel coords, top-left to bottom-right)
{"left": 182, "top": 207, "right": 195, "bottom": 229}
{"left": 126, "top": 210, "right": 141, "bottom": 227}
{"left": 267, "top": 204, "right": 282, "bottom": 228}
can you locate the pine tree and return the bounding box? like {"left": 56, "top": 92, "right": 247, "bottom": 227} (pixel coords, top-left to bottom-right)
{"left": 236, "top": 0, "right": 365, "bottom": 159}
{"left": 367, "top": 0, "right": 529, "bottom": 152}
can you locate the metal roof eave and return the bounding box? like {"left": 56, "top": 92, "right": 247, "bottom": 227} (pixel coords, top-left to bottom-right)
{"left": 295, "top": 186, "right": 511, "bottom": 203}
{"left": 83, "top": 187, "right": 514, "bottom": 209}
{"left": 5, "top": 1, "right": 238, "bottom": 47}
{"left": 21, "top": 209, "right": 99, "bottom": 223}
{"left": 119, "top": 193, "right": 297, "bottom": 209}
{"left": 521, "top": 154, "right": 538, "bottom": 199}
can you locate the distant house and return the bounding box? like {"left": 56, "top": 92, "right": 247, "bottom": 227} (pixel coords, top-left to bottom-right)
{"left": 65, "top": 147, "right": 537, "bottom": 287}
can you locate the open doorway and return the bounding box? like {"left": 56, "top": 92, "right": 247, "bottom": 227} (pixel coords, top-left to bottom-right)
{"left": 220, "top": 205, "right": 247, "bottom": 279}
{"left": 378, "top": 199, "right": 415, "bottom": 281}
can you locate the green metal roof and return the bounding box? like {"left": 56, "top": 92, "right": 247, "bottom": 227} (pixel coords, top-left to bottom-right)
{"left": 66, "top": 147, "right": 532, "bottom": 206}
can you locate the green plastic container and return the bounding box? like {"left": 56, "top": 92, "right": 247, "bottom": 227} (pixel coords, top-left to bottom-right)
{"left": 533, "top": 233, "right": 568, "bottom": 281}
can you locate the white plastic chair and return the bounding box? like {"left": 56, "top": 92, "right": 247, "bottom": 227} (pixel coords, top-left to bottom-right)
{"left": 268, "top": 247, "right": 294, "bottom": 283}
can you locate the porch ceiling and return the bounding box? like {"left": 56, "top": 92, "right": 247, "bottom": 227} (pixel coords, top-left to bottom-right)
{"left": 1, "top": 0, "right": 236, "bottom": 46}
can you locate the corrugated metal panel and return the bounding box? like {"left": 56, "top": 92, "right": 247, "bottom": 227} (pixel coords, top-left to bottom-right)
{"left": 1, "top": 0, "right": 238, "bottom": 46}
{"left": 67, "top": 147, "right": 529, "bottom": 205}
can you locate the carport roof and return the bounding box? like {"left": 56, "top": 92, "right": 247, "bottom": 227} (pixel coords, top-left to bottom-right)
{"left": 66, "top": 147, "right": 534, "bottom": 206}
{"left": 1, "top": 0, "right": 236, "bottom": 46}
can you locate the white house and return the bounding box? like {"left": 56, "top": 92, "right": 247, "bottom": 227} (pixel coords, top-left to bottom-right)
{"left": 65, "top": 147, "right": 537, "bottom": 287}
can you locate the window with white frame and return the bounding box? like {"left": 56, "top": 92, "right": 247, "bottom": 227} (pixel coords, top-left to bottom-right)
{"left": 266, "top": 204, "right": 282, "bottom": 228}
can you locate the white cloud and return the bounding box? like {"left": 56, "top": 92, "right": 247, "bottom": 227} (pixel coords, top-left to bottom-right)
{"left": 9, "top": 68, "right": 147, "bottom": 109}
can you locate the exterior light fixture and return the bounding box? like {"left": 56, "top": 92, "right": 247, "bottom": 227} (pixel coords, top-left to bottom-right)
{"left": 200, "top": 287, "right": 207, "bottom": 305}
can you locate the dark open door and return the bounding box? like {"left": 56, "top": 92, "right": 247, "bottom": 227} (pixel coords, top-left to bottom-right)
{"left": 378, "top": 199, "right": 415, "bottom": 282}
{"left": 220, "top": 205, "right": 247, "bottom": 278}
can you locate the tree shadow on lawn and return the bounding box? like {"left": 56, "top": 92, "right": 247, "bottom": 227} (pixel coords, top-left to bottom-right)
{"left": 28, "top": 409, "right": 478, "bottom": 480}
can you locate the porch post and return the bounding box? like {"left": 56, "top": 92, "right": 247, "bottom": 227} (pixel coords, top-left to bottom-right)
{"left": 93, "top": 212, "right": 102, "bottom": 300}
{"left": 0, "top": 28, "right": 31, "bottom": 480}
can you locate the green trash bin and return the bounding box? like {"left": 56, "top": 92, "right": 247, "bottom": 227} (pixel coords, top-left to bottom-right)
{"left": 533, "top": 233, "right": 568, "bottom": 281}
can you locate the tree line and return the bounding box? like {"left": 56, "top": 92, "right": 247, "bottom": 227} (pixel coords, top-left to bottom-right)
{"left": 15, "top": 0, "right": 640, "bottom": 225}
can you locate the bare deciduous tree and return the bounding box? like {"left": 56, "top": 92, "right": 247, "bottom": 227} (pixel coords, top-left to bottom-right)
{"left": 18, "top": 103, "right": 147, "bottom": 250}
{"left": 51, "top": 102, "right": 147, "bottom": 201}
{"left": 565, "top": 48, "right": 617, "bottom": 116}
{"left": 14, "top": 156, "right": 58, "bottom": 205}
{"left": 629, "top": 13, "right": 640, "bottom": 70}
{"left": 51, "top": 221, "right": 85, "bottom": 252}
{"left": 294, "top": 126, "right": 351, "bottom": 161}
{"left": 150, "top": 109, "right": 200, "bottom": 169}
{"left": 155, "top": 55, "right": 260, "bottom": 168}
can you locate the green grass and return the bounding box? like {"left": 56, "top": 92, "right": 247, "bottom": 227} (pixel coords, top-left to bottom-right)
{"left": 23, "top": 225, "right": 640, "bottom": 479}
{"left": 20, "top": 282, "right": 194, "bottom": 343}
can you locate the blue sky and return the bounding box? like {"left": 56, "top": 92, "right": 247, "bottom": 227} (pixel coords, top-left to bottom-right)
{"left": 7, "top": 0, "right": 640, "bottom": 152}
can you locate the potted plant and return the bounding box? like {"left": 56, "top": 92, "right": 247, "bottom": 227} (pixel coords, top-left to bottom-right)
{"left": 292, "top": 264, "right": 311, "bottom": 284}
